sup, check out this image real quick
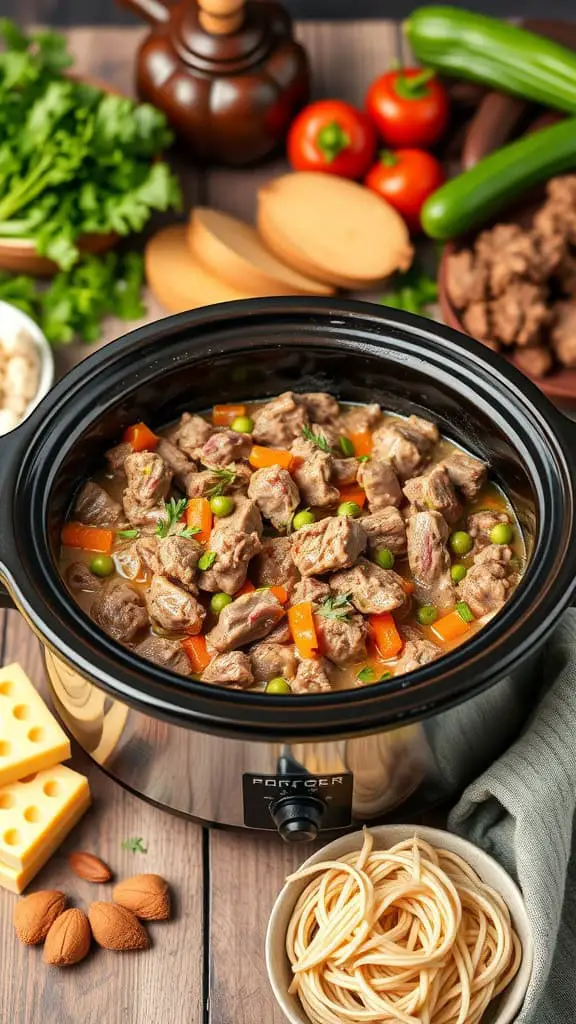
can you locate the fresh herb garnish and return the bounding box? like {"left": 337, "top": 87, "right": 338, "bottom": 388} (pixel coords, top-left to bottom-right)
{"left": 198, "top": 551, "right": 217, "bottom": 571}
{"left": 317, "top": 593, "right": 354, "bottom": 621}
{"left": 379, "top": 671, "right": 392, "bottom": 681}
{"left": 155, "top": 497, "right": 188, "bottom": 539}
{"left": 121, "top": 837, "right": 147, "bottom": 854}
{"left": 205, "top": 467, "right": 237, "bottom": 498}
{"left": 380, "top": 262, "right": 438, "bottom": 318}
{"left": 301, "top": 426, "right": 330, "bottom": 453}
{"left": 357, "top": 455, "right": 371, "bottom": 463}
{"left": 117, "top": 528, "right": 139, "bottom": 540}
{"left": 179, "top": 526, "right": 201, "bottom": 539}
{"left": 456, "top": 600, "right": 474, "bottom": 624}
{"left": 357, "top": 666, "right": 374, "bottom": 683}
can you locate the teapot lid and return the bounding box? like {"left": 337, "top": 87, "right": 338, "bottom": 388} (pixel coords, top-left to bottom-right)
{"left": 172, "top": 1, "right": 274, "bottom": 74}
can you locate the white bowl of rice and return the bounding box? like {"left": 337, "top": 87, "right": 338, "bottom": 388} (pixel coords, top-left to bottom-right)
{"left": 0, "top": 300, "right": 54, "bottom": 436}
{"left": 266, "top": 824, "right": 533, "bottom": 1024}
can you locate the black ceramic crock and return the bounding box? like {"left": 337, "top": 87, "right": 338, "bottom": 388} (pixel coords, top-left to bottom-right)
{"left": 0, "top": 298, "right": 574, "bottom": 748}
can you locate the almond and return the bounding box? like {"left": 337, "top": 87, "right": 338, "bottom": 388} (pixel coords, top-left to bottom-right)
{"left": 68, "top": 851, "right": 112, "bottom": 883}
{"left": 43, "top": 908, "right": 92, "bottom": 966}
{"left": 112, "top": 874, "right": 171, "bottom": 921}
{"left": 14, "top": 890, "right": 67, "bottom": 945}
{"left": 89, "top": 902, "right": 149, "bottom": 951}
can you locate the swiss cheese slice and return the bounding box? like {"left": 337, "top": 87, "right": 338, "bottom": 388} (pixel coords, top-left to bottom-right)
{"left": 188, "top": 207, "right": 334, "bottom": 296}
{"left": 0, "top": 763, "right": 91, "bottom": 893}
{"left": 0, "top": 664, "right": 70, "bottom": 787}
{"left": 257, "top": 172, "right": 414, "bottom": 289}
{"left": 145, "top": 225, "right": 251, "bottom": 314}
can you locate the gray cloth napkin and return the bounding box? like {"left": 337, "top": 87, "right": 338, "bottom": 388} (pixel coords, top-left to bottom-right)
{"left": 449, "top": 608, "right": 576, "bottom": 1023}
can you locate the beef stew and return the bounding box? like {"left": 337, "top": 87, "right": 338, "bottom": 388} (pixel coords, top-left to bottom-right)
{"left": 58, "top": 393, "right": 525, "bottom": 693}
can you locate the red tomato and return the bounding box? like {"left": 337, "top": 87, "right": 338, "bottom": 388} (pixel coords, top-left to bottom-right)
{"left": 287, "top": 100, "right": 377, "bottom": 180}
{"left": 366, "top": 68, "right": 449, "bottom": 149}
{"left": 364, "top": 149, "right": 445, "bottom": 233}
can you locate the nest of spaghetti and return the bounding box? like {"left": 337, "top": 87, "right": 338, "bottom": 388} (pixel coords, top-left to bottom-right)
{"left": 286, "top": 829, "right": 522, "bottom": 1024}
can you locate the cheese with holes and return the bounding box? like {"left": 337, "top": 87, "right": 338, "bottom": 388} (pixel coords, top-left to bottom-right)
{"left": 0, "top": 763, "right": 91, "bottom": 893}
{"left": 0, "top": 663, "right": 70, "bottom": 787}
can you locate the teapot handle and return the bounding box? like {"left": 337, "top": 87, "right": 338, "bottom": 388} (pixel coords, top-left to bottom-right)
{"left": 118, "top": 0, "right": 170, "bottom": 25}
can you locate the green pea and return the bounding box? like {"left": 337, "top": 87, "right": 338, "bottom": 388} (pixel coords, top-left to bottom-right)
{"left": 90, "top": 554, "right": 115, "bottom": 578}
{"left": 339, "top": 436, "right": 355, "bottom": 457}
{"left": 337, "top": 501, "right": 361, "bottom": 518}
{"left": 210, "top": 494, "right": 235, "bottom": 518}
{"left": 450, "top": 563, "right": 467, "bottom": 583}
{"left": 490, "top": 522, "right": 514, "bottom": 546}
{"left": 417, "top": 604, "right": 438, "bottom": 626}
{"left": 265, "top": 677, "right": 291, "bottom": 694}
{"left": 231, "top": 415, "right": 254, "bottom": 434}
{"left": 210, "top": 592, "right": 233, "bottom": 615}
{"left": 292, "top": 509, "right": 315, "bottom": 530}
{"left": 375, "top": 547, "right": 395, "bottom": 570}
{"left": 449, "top": 531, "right": 473, "bottom": 556}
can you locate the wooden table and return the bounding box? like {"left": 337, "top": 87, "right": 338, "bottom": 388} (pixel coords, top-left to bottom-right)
{"left": 0, "top": 20, "right": 413, "bottom": 1024}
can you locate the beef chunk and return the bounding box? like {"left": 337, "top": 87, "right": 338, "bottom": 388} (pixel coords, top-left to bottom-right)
{"left": 199, "top": 429, "right": 252, "bottom": 469}
{"left": 134, "top": 636, "right": 192, "bottom": 676}
{"left": 292, "top": 451, "right": 340, "bottom": 508}
{"left": 206, "top": 591, "right": 285, "bottom": 653}
{"left": 474, "top": 543, "right": 514, "bottom": 567}
{"left": 290, "top": 423, "right": 341, "bottom": 459}
{"left": 292, "top": 658, "right": 332, "bottom": 693}
{"left": 458, "top": 561, "right": 512, "bottom": 618}
{"left": 91, "top": 581, "right": 149, "bottom": 643}
{"left": 146, "top": 575, "right": 206, "bottom": 635}
{"left": 172, "top": 412, "right": 213, "bottom": 458}
{"left": 74, "top": 481, "right": 124, "bottom": 527}
{"left": 395, "top": 638, "right": 441, "bottom": 676}
{"left": 252, "top": 392, "right": 309, "bottom": 448}
{"left": 155, "top": 437, "right": 197, "bottom": 491}
{"left": 372, "top": 416, "right": 438, "bottom": 480}
{"left": 251, "top": 537, "right": 299, "bottom": 592}
{"left": 291, "top": 516, "right": 366, "bottom": 576}
{"left": 403, "top": 464, "right": 462, "bottom": 524}
{"left": 556, "top": 250, "right": 576, "bottom": 296}
{"left": 158, "top": 535, "right": 202, "bottom": 592}
{"left": 338, "top": 403, "right": 381, "bottom": 435}
{"left": 445, "top": 249, "right": 488, "bottom": 309}
{"left": 201, "top": 651, "right": 254, "bottom": 688}
{"left": 314, "top": 613, "right": 367, "bottom": 665}
{"left": 490, "top": 282, "right": 549, "bottom": 347}
{"left": 467, "top": 510, "right": 510, "bottom": 554}
{"left": 357, "top": 458, "right": 402, "bottom": 510}
{"left": 442, "top": 451, "right": 487, "bottom": 501}
{"left": 406, "top": 511, "right": 453, "bottom": 609}
{"left": 66, "top": 562, "right": 104, "bottom": 593}
{"left": 301, "top": 392, "right": 340, "bottom": 423}
{"left": 551, "top": 302, "right": 576, "bottom": 368}
{"left": 250, "top": 642, "right": 297, "bottom": 682}
{"left": 462, "top": 301, "right": 492, "bottom": 343}
{"left": 216, "top": 495, "right": 263, "bottom": 538}
{"left": 330, "top": 558, "right": 407, "bottom": 614}
{"left": 361, "top": 507, "right": 407, "bottom": 557}
{"left": 479, "top": 224, "right": 546, "bottom": 295}
{"left": 331, "top": 457, "right": 358, "bottom": 486}
{"left": 115, "top": 536, "right": 161, "bottom": 581}
{"left": 515, "top": 346, "right": 554, "bottom": 378}
{"left": 536, "top": 175, "right": 576, "bottom": 245}
{"left": 248, "top": 466, "right": 300, "bottom": 531}
{"left": 290, "top": 577, "right": 331, "bottom": 607}
{"left": 198, "top": 528, "right": 261, "bottom": 595}
{"left": 266, "top": 619, "right": 292, "bottom": 644}
{"left": 124, "top": 451, "right": 172, "bottom": 509}
{"left": 105, "top": 442, "right": 132, "bottom": 474}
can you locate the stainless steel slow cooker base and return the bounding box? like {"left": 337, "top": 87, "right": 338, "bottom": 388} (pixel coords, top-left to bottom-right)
{"left": 46, "top": 649, "right": 542, "bottom": 835}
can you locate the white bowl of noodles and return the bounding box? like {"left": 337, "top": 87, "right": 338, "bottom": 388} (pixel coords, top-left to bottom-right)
{"left": 266, "top": 825, "right": 533, "bottom": 1024}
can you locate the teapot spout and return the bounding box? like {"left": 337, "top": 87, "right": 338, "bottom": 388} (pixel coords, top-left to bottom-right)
{"left": 117, "top": 0, "right": 170, "bottom": 25}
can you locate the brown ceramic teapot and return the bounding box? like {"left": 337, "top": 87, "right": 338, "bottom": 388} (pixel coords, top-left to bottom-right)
{"left": 119, "top": 0, "right": 310, "bottom": 166}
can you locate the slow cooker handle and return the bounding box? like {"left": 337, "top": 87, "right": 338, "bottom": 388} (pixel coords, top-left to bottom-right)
{"left": 0, "top": 430, "right": 20, "bottom": 611}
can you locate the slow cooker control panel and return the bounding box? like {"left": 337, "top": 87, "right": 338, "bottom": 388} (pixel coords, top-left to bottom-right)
{"left": 242, "top": 771, "right": 353, "bottom": 841}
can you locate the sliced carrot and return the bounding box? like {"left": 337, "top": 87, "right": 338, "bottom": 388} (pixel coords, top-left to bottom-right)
{"left": 401, "top": 579, "right": 415, "bottom": 595}
{"left": 122, "top": 422, "right": 158, "bottom": 451}
{"left": 369, "top": 612, "right": 403, "bottom": 659}
{"left": 349, "top": 430, "right": 373, "bottom": 457}
{"left": 338, "top": 484, "right": 367, "bottom": 508}
{"left": 186, "top": 497, "right": 213, "bottom": 544}
{"left": 268, "top": 585, "right": 289, "bottom": 605}
{"left": 288, "top": 602, "right": 318, "bottom": 660}
{"left": 213, "top": 404, "right": 246, "bottom": 427}
{"left": 432, "top": 611, "right": 472, "bottom": 644}
{"left": 249, "top": 445, "right": 293, "bottom": 471}
{"left": 181, "top": 635, "right": 211, "bottom": 673}
{"left": 235, "top": 579, "right": 256, "bottom": 598}
{"left": 61, "top": 522, "right": 114, "bottom": 555}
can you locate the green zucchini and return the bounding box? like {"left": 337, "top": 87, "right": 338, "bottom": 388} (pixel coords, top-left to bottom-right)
{"left": 405, "top": 6, "right": 576, "bottom": 114}
{"left": 420, "top": 117, "right": 576, "bottom": 240}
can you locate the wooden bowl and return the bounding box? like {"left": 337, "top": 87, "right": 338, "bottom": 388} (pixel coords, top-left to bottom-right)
{"left": 0, "top": 75, "right": 123, "bottom": 277}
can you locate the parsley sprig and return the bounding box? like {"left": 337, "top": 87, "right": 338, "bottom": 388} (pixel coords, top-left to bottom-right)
{"left": 357, "top": 666, "right": 392, "bottom": 684}
{"left": 301, "top": 426, "right": 331, "bottom": 453}
{"left": 205, "top": 467, "right": 236, "bottom": 498}
{"left": 155, "top": 497, "right": 196, "bottom": 539}
{"left": 121, "top": 836, "right": 147, "bottom": 854}
{"left": 316, "top": 593, "right": 354, "bottom": 621}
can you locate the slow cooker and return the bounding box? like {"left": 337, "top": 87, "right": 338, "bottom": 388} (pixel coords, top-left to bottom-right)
{"left": 0, "top": 299, "right": 574, "bottom": 842}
